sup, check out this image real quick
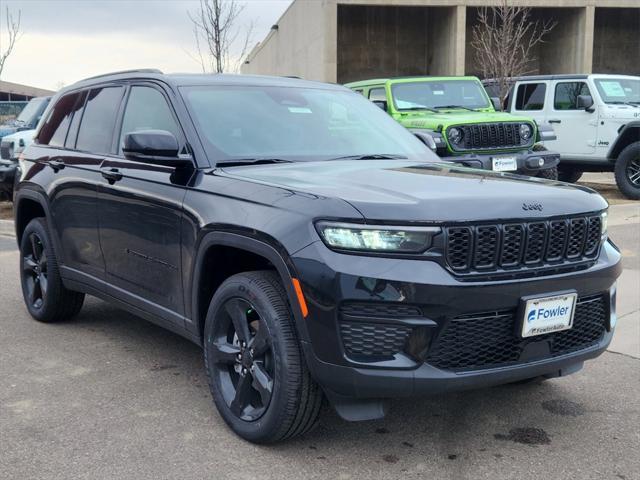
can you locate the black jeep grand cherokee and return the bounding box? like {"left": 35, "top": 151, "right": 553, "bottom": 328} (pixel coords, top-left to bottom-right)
{"left": 14, "top": 70, "right": 621, "bottom": 443}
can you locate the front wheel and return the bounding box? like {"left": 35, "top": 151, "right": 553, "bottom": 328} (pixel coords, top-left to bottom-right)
{"left": 203, "top": 271, "right": 322, "bottom": 443}
{"left": 536, "top": 166, "right": 558, "bottom": 180}
{"left": 558, "top": 167, "right": 583, "bottom": 183}
{"left": 614, "top": 141, "right": 640, "bottom": 200}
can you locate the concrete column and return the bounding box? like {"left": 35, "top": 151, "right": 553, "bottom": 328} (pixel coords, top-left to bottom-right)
{"left": 324, "top": 0, "right": 338, "bottom": 83}
{"left": 453, "top": 5, "right": 466, "bottom": 75}
{"left": 579, "top": 5, "right": 595, "bottom": 73}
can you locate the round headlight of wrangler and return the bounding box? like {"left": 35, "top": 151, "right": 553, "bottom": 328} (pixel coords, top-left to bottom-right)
{"left": 519, "top": 123, "right": 533, "bottom": 141}
{"left": 447, "top": 127, "right": 463, "bottom": 145}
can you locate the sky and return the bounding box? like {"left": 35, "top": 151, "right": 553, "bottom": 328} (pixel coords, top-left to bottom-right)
{"left": 0, "top": 0, "right": 293, "bottom": 91}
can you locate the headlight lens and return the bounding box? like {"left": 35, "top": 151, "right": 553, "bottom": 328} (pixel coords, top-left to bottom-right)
{"left": 447, "top": 127, "right": 463, "bottom": 145}
{"left": 316, "top": 222, "right": 440, "bottom": 253}
{"left": 519, "top": 123, "right": 533, "bottom": 141}
{"left": 601, "top": 211, "right": 608, "bottom": 242}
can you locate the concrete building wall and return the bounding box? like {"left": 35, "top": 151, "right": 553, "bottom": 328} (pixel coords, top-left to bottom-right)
{"left": 593, "top": 8, "right": 640, "bottom": 75}
{"left": 0, "top": 80, "right": 54, "bottom": 101}
{"left": 243, "top": 0, "right": 640, "bottom": 82}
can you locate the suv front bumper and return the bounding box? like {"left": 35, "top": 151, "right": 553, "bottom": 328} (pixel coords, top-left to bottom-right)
{"left": 291, "top": 239, "right": 621, "bottom": 400}
{"left": 445, "top": 149, "right": 560, "bottom": 176}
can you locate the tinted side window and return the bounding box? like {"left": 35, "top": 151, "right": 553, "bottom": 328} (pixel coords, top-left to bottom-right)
{"left": 75, "top": 87, "right": 124, "bottom": 154}
{"left": 554, "top": 82, "right": 591, "bottom": 110}
{"left": 368, "top": 88, "right": 387, "bottom": 102}
{"left": 65, "top": 91, "right": 87, "bottom": 148}
{"left": 119, "top": 86, "right": 181, "bottom": 152}
{"left": 38, "top": 91, "right": 83, "bottom": 147}
{"left": 515, "top": 83, "right": 547, "bottom": 111}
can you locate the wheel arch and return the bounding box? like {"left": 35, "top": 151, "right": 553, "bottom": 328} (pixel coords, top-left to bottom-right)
{"left": 14, "top": 189, "right": 51, "bottom": 245}
{"left": 190, "top": 231, "right": 310, "bottom": 345}
{"left": 608, "top": 122, "right": 640, "bottom": 161}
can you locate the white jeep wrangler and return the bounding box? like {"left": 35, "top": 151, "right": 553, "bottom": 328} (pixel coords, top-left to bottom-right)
{"left": 484, "top": 74, "right": 640, "bottom": 199}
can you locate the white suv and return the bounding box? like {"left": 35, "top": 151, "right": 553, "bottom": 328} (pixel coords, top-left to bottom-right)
{"left": 484, "top": 74, "right": 640, "bottom": 199}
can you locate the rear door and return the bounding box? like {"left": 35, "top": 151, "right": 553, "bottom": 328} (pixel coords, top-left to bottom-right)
{"left": 546, "top": 80, "right": 597, "bottom": 157}
{"left": 97, "top": 83, "right": 191, "bottom": 325}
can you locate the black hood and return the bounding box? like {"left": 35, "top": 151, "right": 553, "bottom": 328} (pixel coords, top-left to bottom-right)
{"left": 223, "top": 160, "right": 608, "bottom": 223}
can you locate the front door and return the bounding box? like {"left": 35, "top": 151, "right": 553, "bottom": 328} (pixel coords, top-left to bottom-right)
{"left": 97, "top": 84, "right": 191, "bottom": 324}
{"left": 545, "top": 80, "right": 597, "bottom": 158}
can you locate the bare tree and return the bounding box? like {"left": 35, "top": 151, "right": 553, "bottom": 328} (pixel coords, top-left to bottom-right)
{"left": 188, "top": 0, "right": 254, "bottom": 74}
{"left": 471, "top": 0, "right": 556, "bottom": 106}
{"left": 0, "top": 6, "right": 22, "bottom": 80}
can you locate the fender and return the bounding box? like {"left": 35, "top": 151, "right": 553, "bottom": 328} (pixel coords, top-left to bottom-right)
{"left": 13, "top": 187, "right": 64, "bottom": 259}
{"left": 189, "top": 231, "right": 311, "bottom": 345}
{"left": 608, "top": 121, "right": 640, "bottom": 161}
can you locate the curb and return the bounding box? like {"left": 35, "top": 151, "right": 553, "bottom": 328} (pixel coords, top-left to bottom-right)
{"left": 0, "top": 219, "right": 15, "bottom": 238}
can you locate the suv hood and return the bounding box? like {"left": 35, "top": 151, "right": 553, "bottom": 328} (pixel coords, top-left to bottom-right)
{"left": 399, "top": 110, "right": 533, "bottom": 129}
{"left": 223, "top": 160, "right": 607, "bottom": 222}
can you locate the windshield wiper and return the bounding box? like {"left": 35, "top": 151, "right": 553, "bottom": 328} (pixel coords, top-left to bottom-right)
{"left": 399, "top": 106, "right": 439, "bottom": 113}
{"left": 329, "top": 154, "right": 408, "bottom": 161}
{"left": 217, "top": 158, "right": 293, "bottom": 167}
{"left": 433, "top": 105, "right": 478, "bottom": 112}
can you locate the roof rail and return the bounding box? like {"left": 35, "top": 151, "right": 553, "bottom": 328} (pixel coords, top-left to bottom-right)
{"left": 78, "top": 68, "right": 163, "bottom": 82}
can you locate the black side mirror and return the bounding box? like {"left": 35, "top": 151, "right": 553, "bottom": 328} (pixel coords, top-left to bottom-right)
{"left": 372, "top": 100, "right": 388, "bottom": 112}
{"left": 123, "top": 130, "right": 190, "bottom": 167}
{"left": 490, "top": 97, "right": 502, "bottom": 111}
{"left": 577, "top": 95, "right": 594, "bottom": 112}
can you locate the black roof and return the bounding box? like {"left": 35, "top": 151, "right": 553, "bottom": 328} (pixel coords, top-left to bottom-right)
{"left": 482, "top": 74, "right": 589, "bottom": 84}
{"left": 64, "top": 69, "right": 342, "bottom": 93}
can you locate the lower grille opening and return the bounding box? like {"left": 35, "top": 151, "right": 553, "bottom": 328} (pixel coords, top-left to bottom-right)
{"left": 425, "top": 294, "right": 607, "bottom": 372}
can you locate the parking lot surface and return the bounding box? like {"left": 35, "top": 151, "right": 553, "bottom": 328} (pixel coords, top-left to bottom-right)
{"left": 0, "top": 203, "right": 638, "bottom": 480}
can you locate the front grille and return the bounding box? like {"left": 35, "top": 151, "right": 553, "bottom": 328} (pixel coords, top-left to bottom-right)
{"left": 445, "top": 215, "right": 602, "bottom": 275}
{"left": 425, "top": 294, "right": 607, "bottom": 371}
{"left": 453, "top": 123, "right": 526, "bottom": 151}
{"left": 340, "top": 322, "right": 412, "bottom": 357}
{"left": 0, "top": 141, "right": 12, "bottom": 160}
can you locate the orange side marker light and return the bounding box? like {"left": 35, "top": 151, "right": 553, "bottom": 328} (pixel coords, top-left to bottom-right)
{"left": 291, "top": 278, "right": 308, "bottom": 318}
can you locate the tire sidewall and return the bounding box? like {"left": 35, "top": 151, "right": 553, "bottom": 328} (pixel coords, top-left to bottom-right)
{"left": 615, "top": 142, "right": 640, "bottom": 200}
{"left": 19, "top": 218, "right": 60, "bottom": 321}
{"left": 203, "top": 274, "right": 299, "bottom": 443}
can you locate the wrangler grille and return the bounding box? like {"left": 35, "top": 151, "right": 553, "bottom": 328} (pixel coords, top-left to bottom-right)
{"left": 445, "top": 215, "right": 602, "bottom": 275}
{"left": 451, "top": 123, "right": 528, "bottom": 151}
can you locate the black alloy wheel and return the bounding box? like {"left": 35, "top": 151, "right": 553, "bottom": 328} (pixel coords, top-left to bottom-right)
{"left": 22, "top": 232, "right": 48, "bottom": 310}
{"left": 210, "top": 297, "right": 274, "bottom": 421}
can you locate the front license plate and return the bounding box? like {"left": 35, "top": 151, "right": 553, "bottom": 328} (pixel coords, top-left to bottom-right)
{"left": 492, "top": 157, "right": 518, "bottom": 172}
{"left": 522, "top": 293, "right": 577, "bottom": 338}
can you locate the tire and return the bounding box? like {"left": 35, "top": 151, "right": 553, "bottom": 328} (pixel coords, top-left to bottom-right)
{"left": 536, "top": 166, "right": 558, "bottom": 180}
{"left": 19, "top": 218, "right": 85, "bottom": 323}
{"left": 203, "top": 271, "right": 322, "bottom": 443}
{"left": 558, "top": 167, "right": 583, "bottom": 183}
{"left": 614, "top": 141, "right": 640, "bottom": 200}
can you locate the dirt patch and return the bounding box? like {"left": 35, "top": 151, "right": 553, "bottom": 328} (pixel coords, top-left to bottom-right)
{"left": 0, "top": 202, "right": 13, "bottom": 221}
{"left": 579, "top": 182, "right": 638, "bottom": 205}
{"left": 494, "top": 427, "right": 551, "bottom": 445}
{"left": 542, "top": 399, "right": 586, "bottom": 417}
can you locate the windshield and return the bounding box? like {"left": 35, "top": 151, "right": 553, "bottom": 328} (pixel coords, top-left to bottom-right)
{"left": 16, "top": 98, "right": 48, "bottom": 124}
{"left": 593, "top": 77, "right": 640, "bottom": 104}
{"left": 391, "top": 80, "right": 491, "bottom": 111}
{"left": 181, "top": 85, "right": 436, "bottom": 163}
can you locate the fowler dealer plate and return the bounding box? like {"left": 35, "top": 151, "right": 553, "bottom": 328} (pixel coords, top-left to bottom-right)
{"left": 522, "top": 293, "right": 577, "bottom": 338}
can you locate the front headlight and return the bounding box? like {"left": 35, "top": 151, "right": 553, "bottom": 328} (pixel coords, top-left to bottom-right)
{"left": 601, "top": 211, "right": 608, "bottom": 242}
{"left": 519, "top": 123, "right": 533, "bottom": 141}
{"left": 447, "top": 127, "right": 463, "bottom": 145}
{"left": 316, "top": 222, "right": 440, "bottom": 253}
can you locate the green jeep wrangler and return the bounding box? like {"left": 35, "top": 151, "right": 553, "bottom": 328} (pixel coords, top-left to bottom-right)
{"left": 345, "top": 76, "right": 559, "bottom": 179}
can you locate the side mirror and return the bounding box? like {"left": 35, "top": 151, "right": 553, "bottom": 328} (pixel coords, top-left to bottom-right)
{"left": 372, "top": 100, "right": 388, "bottom": 112}
{"left": 490, "top": 97, "right": 502, "bottom": 111}
{"left": 576, "top": 95, "right": 594, "bottom": 112}
{"left": 123, "top": 130, "right": 190, "bottom": 167}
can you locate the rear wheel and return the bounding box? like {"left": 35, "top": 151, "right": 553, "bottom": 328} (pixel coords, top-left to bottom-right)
{"left": 203, "top": 271, "right": 322, "bottom": 443}
{"left": 19, "top": 218, "right": 85, "bottom": 322}
{"left": 614, "top": 141, "right": 640, "bottom": 200}
{"left": 558, "top": 167, "right": 583, "bottom": 183}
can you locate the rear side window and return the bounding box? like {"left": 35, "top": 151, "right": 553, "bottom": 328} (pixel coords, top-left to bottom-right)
{"left": 37, "top": 91, "right": 84, "bottom": 147}
{"left": 515, "top": 83, "right": 546, "bottom": 111}
{"left": 554, "top": 82, "right": 591, "bottom": 110}
{"left": 119, "top": 86, "right": 181, "bottom": 152}
{"left": 75, "top": 87, "right": 124, "bottom": 154}
{"left": 368, "top": 88, "right": 387, "bottom": 102}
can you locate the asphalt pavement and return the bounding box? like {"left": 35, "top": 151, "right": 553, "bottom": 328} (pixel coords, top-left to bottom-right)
{"left": 0, "top": 203, "right": 638, "bottom": 480}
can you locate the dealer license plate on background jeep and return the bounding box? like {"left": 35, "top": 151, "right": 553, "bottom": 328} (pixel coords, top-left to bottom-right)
{"left": 522, "top": 293, "right": 577, "bottom": 338}
{"left": 492, "top": 157, "right": 517, "bottom": 172}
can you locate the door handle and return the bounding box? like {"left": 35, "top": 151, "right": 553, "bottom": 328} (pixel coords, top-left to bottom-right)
{"left": 548, "top": 119, "right": 561, "bottom": 124}
{"left": 100, "top": 167, "right": 123, "bottom": 184}
{"left": 48, "top": 159, "right": 65, "bottom": 171}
